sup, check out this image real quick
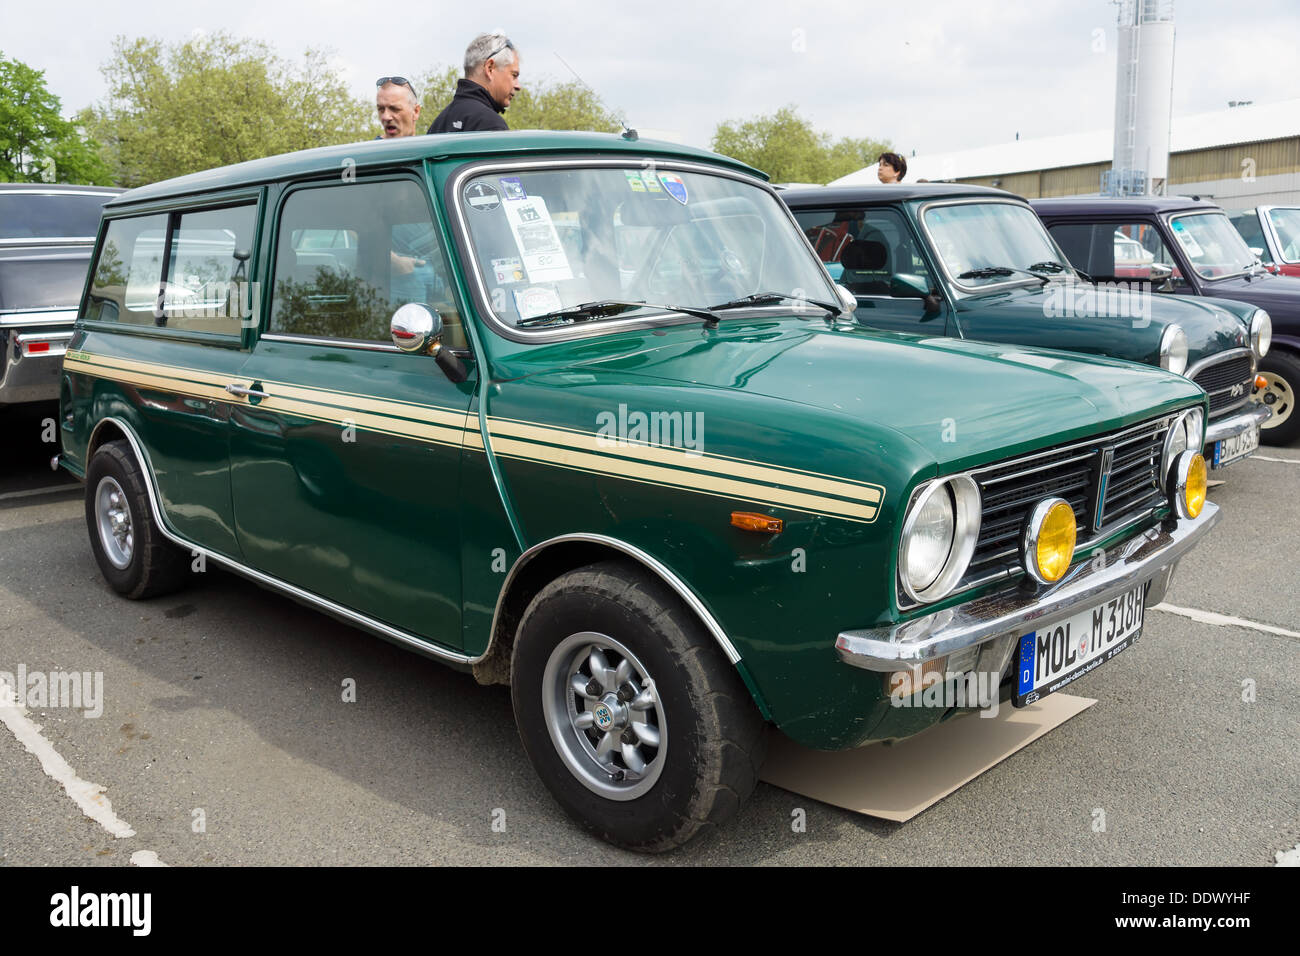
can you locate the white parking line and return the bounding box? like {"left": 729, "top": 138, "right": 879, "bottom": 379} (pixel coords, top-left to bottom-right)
{"left": 1252, "top": 454, "right": 1300, "bottom": 464}
{"left": 1152, "top": 603, "right": 1300, "bottom": 640}
{"left": 0, "top": 677, "right": 167, "bottom": 865}
{"left": 0, "top": 484, "right": 79, "bottom": 502}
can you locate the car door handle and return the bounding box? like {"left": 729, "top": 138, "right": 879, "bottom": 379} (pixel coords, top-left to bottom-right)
{"left": 225, "top": 384, "right": 270, "bottom": 399}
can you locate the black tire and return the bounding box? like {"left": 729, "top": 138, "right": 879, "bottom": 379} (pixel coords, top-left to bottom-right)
{"left": 511, "top": 560, "right": 767, "bottom": 852}
{"left": 84, "top": 440, "right": 190, "bottom": 599}
{"left": 1256, "top": 350, "right": 1300, "bottom": 446}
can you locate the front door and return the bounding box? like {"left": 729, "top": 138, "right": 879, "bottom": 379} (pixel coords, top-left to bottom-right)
{"left": 227, "top": 174, "right": 475, "bottom": 649}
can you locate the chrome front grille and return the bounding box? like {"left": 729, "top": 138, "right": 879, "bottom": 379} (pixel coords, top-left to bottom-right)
{"left": 933, "top": 414, "right": 1176, "bottom": 601}
{"left": 1191, "top": 352, "right": 1255, "bottom": 416}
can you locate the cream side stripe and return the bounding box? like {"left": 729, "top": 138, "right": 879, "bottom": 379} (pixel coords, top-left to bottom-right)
{"left": 64, "top": 359, "right": 231, "bottom": 403}
{"left": 488, "top": 416, "right": 883, "bottom": 506}
{"left": 490, "top": 436, "right": 879, "bottom": 521}
{"left": 68, "top": 351, "right": 235, "bottom": 388}
{"left": 488, "top": 412, "right": 887, "bottom": 498}
{"left": 257, "top": 395, "right": 466, "bottom": 446}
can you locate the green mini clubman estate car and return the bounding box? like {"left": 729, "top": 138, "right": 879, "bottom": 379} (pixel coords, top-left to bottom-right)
{"left": 58, "top": 132, "right": 1219, "bottom": 852}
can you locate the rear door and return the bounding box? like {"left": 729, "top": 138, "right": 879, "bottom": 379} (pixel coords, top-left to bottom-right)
{"left": 227, "top": 172, "right": 474, "bottom": 649}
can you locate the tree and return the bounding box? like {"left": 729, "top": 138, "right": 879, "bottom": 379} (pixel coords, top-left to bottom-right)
{"left": 80, "top": 33, "right": 373, "bottom": 188}
{"left": 710, "top": 106, "right": 892, "bottom": 184}
{"left": 416, "top": 65, "right": 620, "bottom": 133}
{"left": 0, "top": 51, "right": 112, "bottom": 184}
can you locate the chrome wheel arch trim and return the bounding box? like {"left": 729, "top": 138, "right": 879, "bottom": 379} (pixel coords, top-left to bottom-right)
{"left": 490, "top": 532, "right": 743, "bottom": 666}
{"left": 83, "top": 416, "right": 475, "bottom": 666}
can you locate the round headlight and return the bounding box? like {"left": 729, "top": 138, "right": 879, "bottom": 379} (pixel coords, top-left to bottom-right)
{"left": 1159, "top": 324, "right": 1188, "bottom": 376}
{"left": 1022, "top": 498, "right": 1078, "bottom": 585}
{"left": 1169, "top": 450, "right": 1207, "bottom": 519}
{"left": 1161, "top": 408, "right": 1198, "bottom": 480}
{"left": 1250, "top": 309, "right": 1272, "bottom": 359}
{"left": 899, "top": 475, "right": 981, "bottom": 604}
{"left": 1181, "top": 406, "right": 1204, "bottom": 451}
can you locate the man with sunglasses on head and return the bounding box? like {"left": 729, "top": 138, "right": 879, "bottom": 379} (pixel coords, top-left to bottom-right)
{"left": 375, "top": 76, "right": 422, "bottom": 138}
{"left": 427, "top": 32, "right": 520, "bottom": 133}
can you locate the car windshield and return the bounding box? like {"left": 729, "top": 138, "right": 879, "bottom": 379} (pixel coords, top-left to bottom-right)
{"left": 921, "top": 201, "right": 1068, "bottom": 287}
{"left": 1265, "top": 207, "right": 1300, "bottom": 263}
{"left": 457, "top": 165, "right": 835, "bottom": 327}
{"left": 0, "top": 192, "right": 114, "bottom": 240}
{"left": 1167, "top": 212, "right": 1257, "bottom": 279}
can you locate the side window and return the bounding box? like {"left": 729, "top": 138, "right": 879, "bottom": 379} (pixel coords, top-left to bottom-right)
{"left": 270, "top": 179, "right": 464, "bottom": 348}
{"left": 1229, "top": 212, "right": 1271, "bottom": 263}
{"left": 1049, "top": 221, "right": 1180, "bottom": 283}
{"left": 162, "top": 204, "right": 257, "bottom": 335}
{"left": 86, "top": 214, "right": 169, "bottom": 325}
{"left": 796, "top": 208, "right": 932, "bottom": 298}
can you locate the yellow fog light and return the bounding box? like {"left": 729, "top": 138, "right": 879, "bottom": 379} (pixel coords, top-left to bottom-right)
{"left": 1022, "top": 497, "right": 1077, "bottom": 585}
{"left": 1171, "top": 450, "right": 1207, "bottom": 519}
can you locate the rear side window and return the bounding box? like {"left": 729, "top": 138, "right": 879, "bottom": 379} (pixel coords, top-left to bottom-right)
{"left": 0, "top": 193, "right": 113, "bottom": 240}
{"left": 269, "top": 179, "right": 463, "bottom": 346}
{"left": 85, "top": 204, "right": 257, "bottom": 335}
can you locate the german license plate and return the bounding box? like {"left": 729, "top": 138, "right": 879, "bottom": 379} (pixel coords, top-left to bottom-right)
{"left": 1013, "top": 585, "right": 1145, "bottom": 706}
{"left": 1213, "top": 424, "right": 1259, "bottom": 468}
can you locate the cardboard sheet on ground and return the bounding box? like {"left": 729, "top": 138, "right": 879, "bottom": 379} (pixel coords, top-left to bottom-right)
{"left": 760, "top": 694, "right": 1095, "bottom": 822}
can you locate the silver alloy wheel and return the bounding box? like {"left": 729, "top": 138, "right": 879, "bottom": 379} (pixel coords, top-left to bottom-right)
{"left": 1255, "top": 371, "right": 1293, "bottom": 429}
{"left": 541, "top": 631, "right": 666, "bottom": 800}
{"left": 95, "top": 476, "right": 134, "bottom": 570}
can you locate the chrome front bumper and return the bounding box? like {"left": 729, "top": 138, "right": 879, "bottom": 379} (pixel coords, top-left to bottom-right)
{"left": 1204, "top": 402, "right": 1270, "bottom": 445}
{"left": 835, "top": 503, "right": 1220, "bottom": 672}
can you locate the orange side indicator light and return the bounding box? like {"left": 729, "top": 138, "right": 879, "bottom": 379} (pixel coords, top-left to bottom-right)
{"left": 1256, "top": 375, "right": 1268, "bottom": 389}
{"left": 730, "top": 511, "right": 783, "bottom": 533}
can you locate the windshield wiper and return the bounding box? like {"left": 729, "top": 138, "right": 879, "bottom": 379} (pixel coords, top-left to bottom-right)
{"left": 956, "top": 265, "right": 1050, "bottom": 285}
{"left": 1025, "top": 260, "right": 1067, "bottom": 274}
{"left": 515, "top": 298, "right": 721, "bottom": 329}
{"left": 707, "top": 291, "right": 842, "bottom": 317}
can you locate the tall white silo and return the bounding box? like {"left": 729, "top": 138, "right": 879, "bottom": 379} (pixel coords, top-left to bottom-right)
{"left": 1109, "top": 0, "right": 1176, "bottom": 195}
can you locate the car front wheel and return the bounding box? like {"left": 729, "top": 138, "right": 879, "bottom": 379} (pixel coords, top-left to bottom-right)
{"left": 1256, "top": 350, "right": 1300, "bottom": 446}
{"left": 511, "top": 560, "right": 767, "bottom": 852}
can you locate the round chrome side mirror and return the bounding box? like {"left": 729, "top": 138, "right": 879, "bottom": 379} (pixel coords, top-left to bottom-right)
{"left": 390, "top": 303, "right": 443, "bottom": 354}
{"left": 834, "top": 283, "right": 857, "bottom": 315}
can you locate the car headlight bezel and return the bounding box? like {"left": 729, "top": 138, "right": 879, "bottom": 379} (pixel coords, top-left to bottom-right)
{"left": 1249, "top": 308, "right": 1272, "bottom": 359}
{"left": 1168, "top": 449, "right": 1208, "bottom": 520}
{"left": 1021, "top": 497, "right": 1078, "bottom": 585}
{"left": 898, "top": 475, "right": 982, "bottom": 605}
{"left": 1161, "top": 408, "right": 1203, "bottom": 483}
{"left": 1159, "top": 323, "right": 1188, "bottom": 376}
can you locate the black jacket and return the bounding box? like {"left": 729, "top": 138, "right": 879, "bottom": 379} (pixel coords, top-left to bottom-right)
{"left": 427, "top": 79, "right": 509, "bottom": 134}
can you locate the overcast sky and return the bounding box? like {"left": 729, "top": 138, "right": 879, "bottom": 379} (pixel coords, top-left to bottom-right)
{"left": 6, "top": 0, "right": 1298, "bottom": 160}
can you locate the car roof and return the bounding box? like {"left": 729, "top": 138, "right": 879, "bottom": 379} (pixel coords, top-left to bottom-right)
{"left": 1030, "top": 195, "right": 1223, "bottom": 216}
{"left": 780, "top": 182, "right": 1023, "bottom": 206}
{"left": 107, "top": 131, "right": 766, "bottom": 209}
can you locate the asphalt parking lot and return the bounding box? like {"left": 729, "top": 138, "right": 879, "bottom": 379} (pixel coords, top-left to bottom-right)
{"left": 1, "top": 401, "right": 1297, "bottom": 866}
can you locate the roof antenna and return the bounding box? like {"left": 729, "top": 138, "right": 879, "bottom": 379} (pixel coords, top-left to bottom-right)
{"left": 554, "top": 53, "right": 637, "bottom": 140}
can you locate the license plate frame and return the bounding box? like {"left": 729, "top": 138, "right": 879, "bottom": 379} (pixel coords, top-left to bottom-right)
{"left": 1212, "top": 424, "right": 1259, "bottom": 468}
{"left": 1013, "top": 585, "right": 1145, "bottom": 707}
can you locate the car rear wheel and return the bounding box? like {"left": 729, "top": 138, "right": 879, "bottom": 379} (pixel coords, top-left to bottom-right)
{"left": 511, "top": 560, "right": 767, "bottom": 852}
{"left": 1256, "top": 350, "right": 1300, "bottom": 446}
{"left": 85, "top": 440, "right": 190, "bottom": 599}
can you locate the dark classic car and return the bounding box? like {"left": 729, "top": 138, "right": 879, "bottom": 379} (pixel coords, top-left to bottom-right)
{"left": 0, "top": 183, "right": 123, "bottom": 406}
{"left": 1033, "top": 196, "right": 1298, "bottom": 445}
{"left": 1227, "top": 205, "right": 1300, "bottom": 278}
{"left": 58, "top": 133, "right": 1217, "bottom": 851}
{"left": 782, "top": 184, "right": 1271, "bottom": 468}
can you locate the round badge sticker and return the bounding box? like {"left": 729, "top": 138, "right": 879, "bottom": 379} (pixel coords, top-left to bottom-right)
{"left": 464, "top": 181, "right": 502, "bottom": 212}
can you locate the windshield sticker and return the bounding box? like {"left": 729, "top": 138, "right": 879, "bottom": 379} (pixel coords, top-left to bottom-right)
{"left": 504, "top": 196, "right": 573, "bottom": 283}
{"left": 499, "top": 177, "right": 527, "bottom": 201}
{"left": 1171, "top": 220, "right": 1204, "bottom": 257}
{"left": 625, "top": 170, "right": 647, "bottom": 192}
{"left": 658, "top": 173, "right": 688, "bottom": 205}
{"left": 640, "top": 170, "right": 663, "bottom": 192}
{"left": 491, "top": 256, "right": 525, "bottom": 284}
{"left": 513, "top": 284, "right": 563, "bottom": 319}
{"left": 464, "top": 182, "right": 501, "bottom": 212}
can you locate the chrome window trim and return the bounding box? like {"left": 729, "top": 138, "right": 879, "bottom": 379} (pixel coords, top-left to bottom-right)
{"left": 916, "top": 197, "right": 1071, "bottom": 295}
{"left": 1163, "top": 210, "right": 1255, "bottom": 281}
{"left": 0, "top": 309, "right": 78, "bottom": 327}
{"left": 446, "top": 155, "right": 840, "bottom": 344}
{"left": 259, "top": 332, "right": 402, "bottom": 353}
{"left": 0, "top": 237, "right": 97, "bottom": 246}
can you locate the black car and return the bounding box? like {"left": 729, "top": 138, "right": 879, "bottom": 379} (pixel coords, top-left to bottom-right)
{"left": 1033, "top": 196, "right": 1295, "bottom": 445}
{"left": 1, "top": 183, "right": 122, "bottom": 407}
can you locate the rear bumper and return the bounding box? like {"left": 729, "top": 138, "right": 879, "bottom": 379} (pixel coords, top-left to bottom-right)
{"left": 0, "top": 312, "right": 75, "bottom": 405}
{"left": 835, "top": 503, "right": 1220, "bottom": 672}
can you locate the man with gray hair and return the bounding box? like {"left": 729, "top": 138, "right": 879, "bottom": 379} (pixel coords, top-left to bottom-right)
{"left": 427, "top": 32, "right": 521, "bottom": 133}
